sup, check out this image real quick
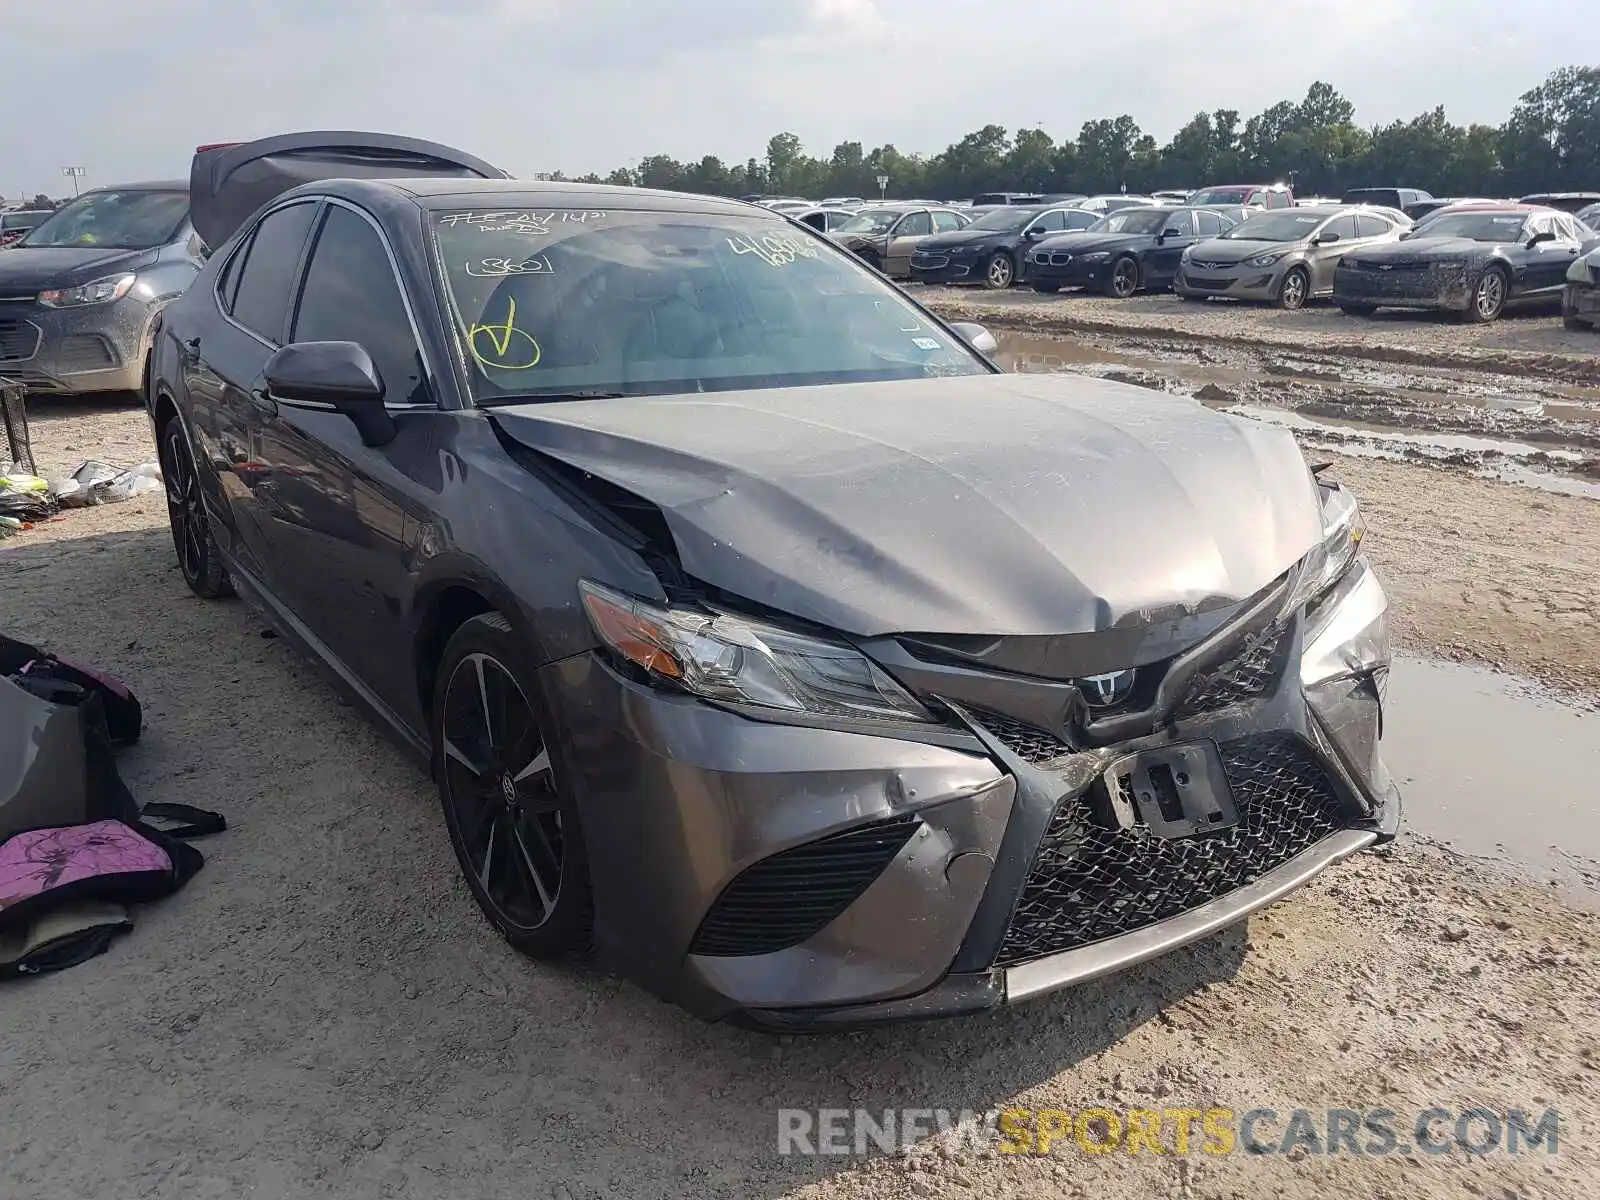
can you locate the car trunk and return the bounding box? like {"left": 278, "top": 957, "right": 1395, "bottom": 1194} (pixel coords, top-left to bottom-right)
{"left": 188, "top": 131, "right": 510, "bottom": 250}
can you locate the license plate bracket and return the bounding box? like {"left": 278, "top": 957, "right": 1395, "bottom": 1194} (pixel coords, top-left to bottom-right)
{"left": 1097, "top": 740, "right": 1239, "bottom": 838}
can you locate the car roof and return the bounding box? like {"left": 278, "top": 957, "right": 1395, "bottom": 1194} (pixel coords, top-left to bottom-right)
{"left": 85, "top": 180, "right": 189, "bottom": 193}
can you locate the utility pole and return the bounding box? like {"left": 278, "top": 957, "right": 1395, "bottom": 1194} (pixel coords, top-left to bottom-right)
{"left": 61, "top": 166, "right": 86, "bottom": 196}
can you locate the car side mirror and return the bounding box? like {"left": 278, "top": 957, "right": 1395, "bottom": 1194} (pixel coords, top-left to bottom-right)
{"left": 1023, "top": 226, "right": 1046, "bottom": 238}
{"left": 1159, "top": 228, "right": 1184, "bottom": 241}
{"left": 264, "top": 341, "right": 395, "bottom": 447}
{"left": 1315, "top": 232, "right": 1341, "bottom": 244}
{"left": 947, "top": 321, "right": 999, "bottom": 356}
{"left": 1527, "top": 231, "right": 1554, "bottom": 247}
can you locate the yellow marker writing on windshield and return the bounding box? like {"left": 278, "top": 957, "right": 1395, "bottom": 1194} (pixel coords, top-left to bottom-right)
{"left": 467, "top": 296, "right": 541, "bottom": 370}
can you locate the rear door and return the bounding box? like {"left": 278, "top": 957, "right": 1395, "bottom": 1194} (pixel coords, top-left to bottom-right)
{"left": 250, "top": 200, "right": 440, "bottom": 707}
{"left": 191, "top": 199, "right": 322, "bottom": 578}
{"left": 1527, "top": 214, "right": 1584, "bottom": 293}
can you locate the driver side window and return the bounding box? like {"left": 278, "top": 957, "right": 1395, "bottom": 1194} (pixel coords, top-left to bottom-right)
{"left": 291, "top": 204, "right": 430, "bottom": 407}
{"left": 1033, "top": 211, "right": 1068, "bottom": 233}
{"left": 895, "top": 211, "right": 932, "bottom": 237}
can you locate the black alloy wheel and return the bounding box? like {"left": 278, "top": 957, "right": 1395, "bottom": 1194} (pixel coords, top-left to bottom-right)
{"left": 158, "top": 419, "right": 232, "bottom": 598}
{"left": 1106, "top": 256, "right": 1141, "bottom": 298}
{"left": 435, "top": 613, "right": 591, "bottom": 958}
{"left": 983, "top": 251, "right": 1016, "bottom": 289}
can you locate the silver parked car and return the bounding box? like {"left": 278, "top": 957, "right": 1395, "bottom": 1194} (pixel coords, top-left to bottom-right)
{"left": 1174, "top": 206, "right": 1408, "bottom": 309}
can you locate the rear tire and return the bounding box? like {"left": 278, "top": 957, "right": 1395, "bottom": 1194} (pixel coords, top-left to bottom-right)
{"left": 157, "top": 417, "right": 232, "bottom": 599}
{"left": 434, "top": 612, "right": 593, "bottom": 960}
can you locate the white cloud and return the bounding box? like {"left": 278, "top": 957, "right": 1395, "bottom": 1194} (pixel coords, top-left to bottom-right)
{"left": 0, "top": 0, "right": 1583, "bottom": 201}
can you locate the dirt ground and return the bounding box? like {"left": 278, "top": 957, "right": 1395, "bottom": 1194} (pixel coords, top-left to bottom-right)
{"left": 3, "top": 375, "right": 1598, "bottom": 1199}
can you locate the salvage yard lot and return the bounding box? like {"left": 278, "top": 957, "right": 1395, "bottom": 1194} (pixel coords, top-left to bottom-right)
{"left": 3, "top": 376, "right": 1599, "bottom": 1198}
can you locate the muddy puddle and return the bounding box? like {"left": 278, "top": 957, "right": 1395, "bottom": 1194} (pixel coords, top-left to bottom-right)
{"left": 1384, "top": 656, "right": 1600, "bottom": 903}
{"left": 996, "top": 330, "right": 1600, "bottom": 498}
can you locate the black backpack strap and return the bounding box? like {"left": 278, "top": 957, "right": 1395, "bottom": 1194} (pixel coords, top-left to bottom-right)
{"left": 139, "top": 803, "right": 227, "bottom": 839}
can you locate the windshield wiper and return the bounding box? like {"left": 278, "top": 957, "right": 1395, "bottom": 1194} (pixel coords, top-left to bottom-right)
{"left": 478, "top": 391, "right": 634, "bottom": 407}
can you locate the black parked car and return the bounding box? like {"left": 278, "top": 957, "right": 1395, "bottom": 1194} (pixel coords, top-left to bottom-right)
{"left": 1025, "top": 206, "right": 1242, "bottom": 297}
{"left": 909, "top": 204, "right": 1099, "bottom": 288}
{"left": 1333, "top": 204, "right": 1598, "bottom": 322}
{"left": 147, "top": 133, "right": 1398, "bottom": 1027}
{"left": 1340, "top": 187, "right": 1433, "bottom": 214}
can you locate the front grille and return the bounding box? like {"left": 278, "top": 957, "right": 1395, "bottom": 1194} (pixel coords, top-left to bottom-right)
{"left": 1048, "top": 252, "right": 1074, "bottom": 266}
{"left": 1184, "top": 275, "right": 1234, "bottom": 290}
{"left": 914, "top": 254, "right": 951, "bottom": 268}
{"left": 973, "top": 709, "right": 1071, "bottom": 765}
{"left": 689, "top": 816, "right": 919, "bottom": 957}
{"left": 1176, "top": 623, "right": 1288, "bottom": 718}
{"left": 0, "top": 318, "right": 40, "bottom": 362}
{"left": 994, "top": 733, "right": 1347, "bottom": 967}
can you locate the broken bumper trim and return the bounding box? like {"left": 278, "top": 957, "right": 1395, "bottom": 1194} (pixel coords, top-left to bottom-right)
{"left": 739, "top": 825, "right": 1378, "bottom": 1029}
{"left": 1002, "top": 825, "right": 1375, "bottom": 999}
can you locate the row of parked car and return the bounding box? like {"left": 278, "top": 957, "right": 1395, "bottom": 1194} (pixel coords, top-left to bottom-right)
{"left": 785, "top": 188, "right": 1600, "bottom": 326}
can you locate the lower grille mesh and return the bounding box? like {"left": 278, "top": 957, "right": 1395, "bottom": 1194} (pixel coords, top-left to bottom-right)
{"left": 690, "top": 816, "right": 919, "bottom": 957}
{"left": 994, "top": 733, "right": 1347, "bottom": 968}
{"left": 974, "top": 710, "right": 1072, "bottom": 764}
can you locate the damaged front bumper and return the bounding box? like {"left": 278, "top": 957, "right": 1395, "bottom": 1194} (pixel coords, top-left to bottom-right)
{"left": 1332, "top": 262, "right": 1472, "bottom": 311}
{"left": 545, "top": 550, "right": 1399, "bottom": 1029}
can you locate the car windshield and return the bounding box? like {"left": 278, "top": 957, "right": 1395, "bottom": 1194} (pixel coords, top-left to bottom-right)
{"left": 431, "top": 208, "right": 987, "bottom": 403}
{"left": 1189, "top": 187, "right": 1252, "bottom": 206}
{"left": 21, "top": 189, "right": 188, "bottom": 250}
{"left": 1090, "top": 209, "right": 1168, "bottom": 235}
{"left": 1221, "top": 212, "right": 1325, "bottom": 242}
{"left": 1421, "top": 212, "right": 1529, "bottom": 242}
{"left": 833, "top": 209, "right": 903, "bottom": 234}
{"left": 967, "top": 208, "right": 1037, "bottom": 231}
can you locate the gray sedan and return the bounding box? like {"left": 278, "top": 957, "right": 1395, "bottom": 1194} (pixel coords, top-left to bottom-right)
{"left": 1174, "top": 206, "right": 1408, "bottom": 309}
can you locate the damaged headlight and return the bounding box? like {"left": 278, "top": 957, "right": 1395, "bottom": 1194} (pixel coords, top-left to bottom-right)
{"left": 1301, "top": 557, "right": 1390, "bottom": 687}
{"left": 1283, "top": 481, "right": 1364, "bottom": 617}
{"left": 579, "top": 580, "right": 935, "bottom": 724}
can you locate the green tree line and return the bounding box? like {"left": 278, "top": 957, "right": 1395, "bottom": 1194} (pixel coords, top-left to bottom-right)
{"left": 544, "top": 66, "right": 1599, "bottom": 202}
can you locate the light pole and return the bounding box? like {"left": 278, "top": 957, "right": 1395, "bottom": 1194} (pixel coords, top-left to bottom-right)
{"left": 61, "top": 166, "right": 86, "bottom": 196}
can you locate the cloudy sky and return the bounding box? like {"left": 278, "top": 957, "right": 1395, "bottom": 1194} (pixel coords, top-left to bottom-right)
{"left": 1, "top": 0, "right": 1588, "bottom": 201}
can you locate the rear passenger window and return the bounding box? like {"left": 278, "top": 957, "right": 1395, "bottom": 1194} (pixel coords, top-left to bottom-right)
{"left": 931, "top": 211, "right": 963, "bottom": 232}
{"left": 216, "top": 234, "right": 251, "bottom": 313}
{"left": 1355, "top": 214, "right": 1390, "bottom": 238}
{"left": 229, "top": 202, "right": 318, "bottom": 343}
{"left": 1196, "top": 211, "right": 1224, "bottom": 236}
{"left": 292, "top": 205, "right": 428, "bottom": 407}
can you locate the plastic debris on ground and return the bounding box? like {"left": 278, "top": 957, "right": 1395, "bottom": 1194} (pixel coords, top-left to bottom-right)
{"left": 51, "top": 460, "right": 162, "bottom": 508}
{"left": 0, "top": 472, "right": 58, "bottom": 522}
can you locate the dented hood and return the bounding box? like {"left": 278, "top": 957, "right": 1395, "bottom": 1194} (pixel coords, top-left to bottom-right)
{"left": 490, "top": 372, "right": 1325, "bottom": 637}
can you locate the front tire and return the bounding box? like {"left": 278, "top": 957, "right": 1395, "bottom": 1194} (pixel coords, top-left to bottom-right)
{"left": 434, "top": 613, "right": 593, "bottom": 960}
{"left": 1105, "top": 256, "right": 1141, "bottom": 298}
{"left": 1276, "top": 266, "right": 1310, "bottom": 311}
{"left": 157, "top": 418, "right": 232, "bottom": 599}
{"left": 1465, "top": 266, "right": 1508, "bottom": 323}
{"left": 982, "top": 251, "right": 1016, "bottom": 290}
